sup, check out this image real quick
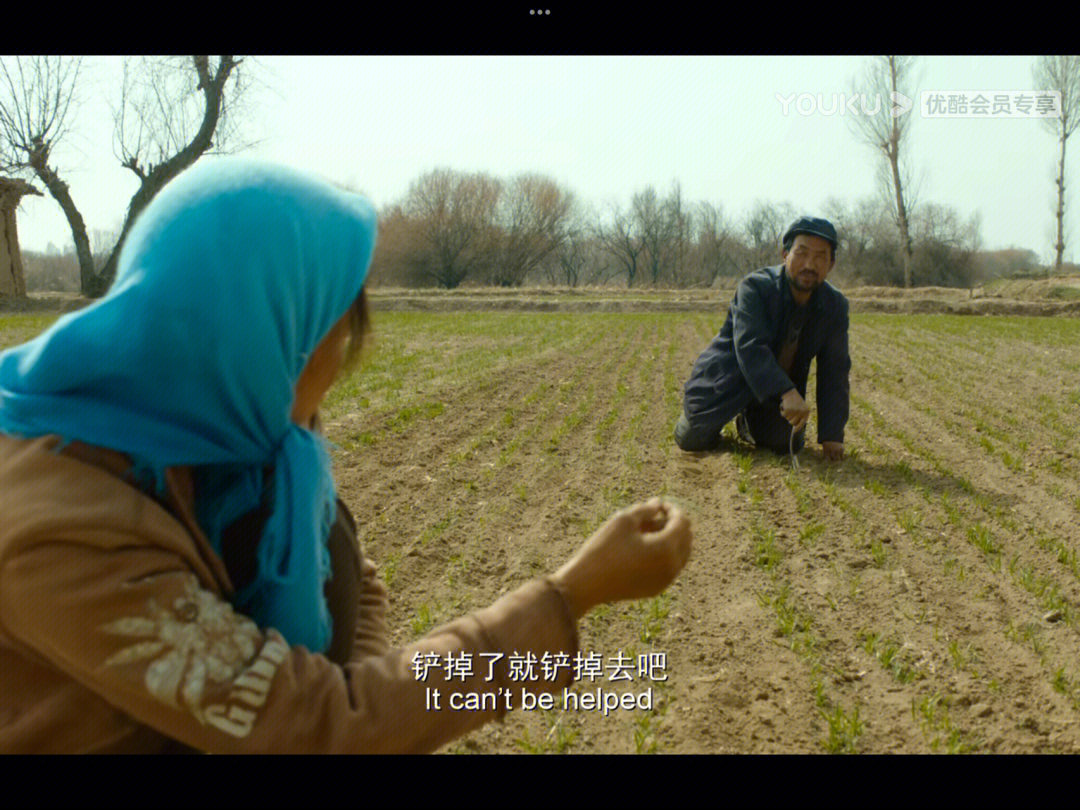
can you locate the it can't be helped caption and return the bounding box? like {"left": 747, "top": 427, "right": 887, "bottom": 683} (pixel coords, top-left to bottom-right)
{"left": 424, "top": 685, "right": 654, "bottom": 716}
{"left": 413, "top": 649, "right": 667, "bottom": 716}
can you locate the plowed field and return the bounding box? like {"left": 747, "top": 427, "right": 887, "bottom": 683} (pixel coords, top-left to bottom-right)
{"left": 322, "top": 310, "right": 1080, "bottom": 754}
{"left": 4, "top": 307, "right": 1080, "bottom": 753}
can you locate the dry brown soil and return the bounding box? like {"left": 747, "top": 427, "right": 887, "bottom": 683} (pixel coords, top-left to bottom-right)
{"left": 4, "top": 290, "right": 1080, "bottom": 755}
{"left": 320, "top": 307, "right": 1080, "bottom": 754}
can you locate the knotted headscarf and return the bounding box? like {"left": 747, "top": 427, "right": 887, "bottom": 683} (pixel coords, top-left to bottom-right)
{"left": 0, "top": 158, "right": 377, "bottom": 653}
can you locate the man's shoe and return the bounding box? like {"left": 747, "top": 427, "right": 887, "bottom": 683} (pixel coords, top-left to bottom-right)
{"left": 735, "top": 412, "right": 754, "bottom": 444}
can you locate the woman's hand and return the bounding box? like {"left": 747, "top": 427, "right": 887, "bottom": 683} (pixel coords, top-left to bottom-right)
{"left": 551, "top": 498, "right": 692, "bottom": 621}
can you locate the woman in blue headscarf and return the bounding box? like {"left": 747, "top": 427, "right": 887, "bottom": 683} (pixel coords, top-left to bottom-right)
{"left": 0, "top": 159, "right": 691, "bottom": 753}
{"left": 1, "top": 158, "right": 371, "bottom": 656}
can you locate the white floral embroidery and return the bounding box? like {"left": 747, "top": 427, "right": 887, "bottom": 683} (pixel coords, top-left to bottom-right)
{"left": 101, "top": 574, "right": 262, "bottom": 724}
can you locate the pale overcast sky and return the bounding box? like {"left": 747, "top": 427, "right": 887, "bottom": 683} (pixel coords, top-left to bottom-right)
{"left": 7, "top": 55, "right": 1071, "bottom": 263}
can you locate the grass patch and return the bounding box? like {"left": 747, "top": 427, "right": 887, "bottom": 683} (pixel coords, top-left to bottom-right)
{"left": 410, "top": 602, "right": 438, "bottom": 637}
{"left": 860, "top": 631, "right": 923, "bottom": 683}
{"left": 819, "top": 703, "right": 864, "bottom": 754}
{"left": 753, "top": 526, "right": 783, "bottom": 571}
{"left": 912, "top": 693, "right": 977, "bottom": 753}
{"left": 799, "top": 521, "right": 826, "bottom": 546}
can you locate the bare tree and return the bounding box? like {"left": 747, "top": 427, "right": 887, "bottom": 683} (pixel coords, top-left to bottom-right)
{"left": 631, "top": 186, "right": 675, "bottom": 286}
{"left": 574, "top": 228, "right": 622, "bottom": 287}
{"left": 582, "top": 240, "right": 622, "bottom": 286}
{"left": 488, "top": 174, "right": 572, "bottom": 287}
{"left": 850, "top": 55, "right": 918, "bottom": 287}
{"left": 695, "top": 201, "right": 735, "bottom": 286}
{"left": 910, "top": 203, "right": 982, "bottom": 288}
{"left": 664, "top": 183, "right": 692, "bottom": 287}
{"left": 542, "top": 199, "right": 592, "bottom": 287}
{"left": 365, "top": 204, "right": 416, "bottom": 287}
{"left": 101, "top": 56, "right": 247, "bottom": 294}
{"left": 1034, "top": 55, "right": 1080, "bottom": 272}
{"left": 0, "top": 57, "right": 90, "bottom": 290}
{"left": 622, "top": 183, "right": 697, "bottom": 287}
{"left": 740, "top": 200, "right": 795, "bottom": 273}
{"left": 824, "top": 196, "right": 902, "bottom": 286}
{"left": 596, "top": 202, "right": 644, "bottom": 288}
{"left": 404, "top": 168, "right": 501, "bottom": 289}
{"left": 0, "top": 55, "right": 247, "bottom": 296}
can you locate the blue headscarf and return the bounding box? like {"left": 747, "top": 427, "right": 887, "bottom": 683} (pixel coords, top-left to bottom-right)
{"left": 0, "top": 158, "right": 377, "bottom": 653}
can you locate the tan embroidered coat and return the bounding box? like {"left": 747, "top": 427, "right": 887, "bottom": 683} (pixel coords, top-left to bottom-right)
{"left": 0, "top": 434, "right": 578, "bottom": 753}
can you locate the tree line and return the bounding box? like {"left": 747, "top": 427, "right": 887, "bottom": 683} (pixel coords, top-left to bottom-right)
{"left": 365, "top": 167, "right": 1017, "bottom": 290}
{"left": 22, "top": 174, "right": 1044, "bottom": 293}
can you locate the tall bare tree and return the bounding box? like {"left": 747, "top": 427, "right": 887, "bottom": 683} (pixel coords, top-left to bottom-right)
{"left": 488, "top": 174, "right": 572, "bottom": 287}
{"left": 404, "top": 168, "right": 501, "bottom": 289}
{"left": 1034, "top": 55, "right": 1080, "bottom": 272}
{"left": 0, "top": 55, "right": 246, "bottom": 296}
{"left": 542, "top": 198, "right": 591, "bottom": 287}
{"left": 695, "top": 201, "right": 735, "bottom": 286}
{"left": 664, "top": 183, "right": 692, "bottom": 287}
{"left": 102, "top": 56, "right": 248, "bottom": 293}
{"left": 597, "top": 202, "right": 644, "bottom": 288}
{"left": 850, "top": 55, "right": 917, "bottom": 287}
{"left": 630, "top": 184, "right": 692, "bottom": 286}
{"left": 632, "top": 187, "right": 672, "bottom": 285}
{"left": 652, "top": 183, "right": 686, "bottom": 289}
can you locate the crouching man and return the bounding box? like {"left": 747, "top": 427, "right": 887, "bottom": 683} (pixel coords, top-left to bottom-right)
{"left": 674, "top": 216, "right": 850, "bottom": 461}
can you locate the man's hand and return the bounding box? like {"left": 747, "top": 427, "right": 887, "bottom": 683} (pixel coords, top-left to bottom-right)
{"left": 822, "top": 441, "right": 844, "bottom": 461}
{"left": 779, "top": 388, "right": 810, "bottom": 432}
{"left": 551, "top": 498, "right": 692, "bottom": 621}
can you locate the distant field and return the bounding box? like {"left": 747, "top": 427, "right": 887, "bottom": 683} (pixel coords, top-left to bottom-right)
{"left": 3, "top": 308, "right": 1080, "bottom": 753}
{"left": 363, "top": 280, "right": 1080, "bottom": 316}
{"left": 7, "top": 276, "right": 1080, "bottom": 316}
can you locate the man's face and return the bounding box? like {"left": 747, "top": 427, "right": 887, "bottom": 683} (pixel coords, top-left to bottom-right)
{"left": 783, "top": 234, "right": 835, "bottom": 294}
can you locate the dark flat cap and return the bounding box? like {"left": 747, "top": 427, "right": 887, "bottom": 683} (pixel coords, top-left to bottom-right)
{"left": 782, "top": 216, "right": 838, "bottom": 252}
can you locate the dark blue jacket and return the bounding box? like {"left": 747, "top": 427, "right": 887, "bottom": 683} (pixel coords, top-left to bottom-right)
{"left": 683, "top": 265, "right": 851, "bottom": 444}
